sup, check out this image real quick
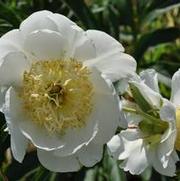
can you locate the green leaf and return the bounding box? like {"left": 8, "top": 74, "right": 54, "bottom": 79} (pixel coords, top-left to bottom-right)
{"left": 134, "top": 27, "right": 180, "bottom": 61}
{"left": 110, "top": 160, "right": 126, "bottom": 181}
{"left": 148, "top": 0, "right": 180, "bottom": 11}
{"left": 129, "top": 82, "right": 153, "bottom": 112}
{"left": 0, "top": 1, "right": 22, "bottom": 28}
{"left": 142, "top": 3, "right": 180, "bottom": 26}
{"left": 141, "top": 167, "right": 152, "bottom": 181}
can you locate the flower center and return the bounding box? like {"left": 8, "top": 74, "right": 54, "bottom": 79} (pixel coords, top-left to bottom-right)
{"left": 20, "top": 59, "right": 93, "bottom": 134}
{"left": 175, "top": 108, "right": 180, "bottom": 151}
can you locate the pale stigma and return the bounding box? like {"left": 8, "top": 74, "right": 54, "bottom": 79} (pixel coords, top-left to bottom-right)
{"left": 20, "top": 59, "right": 93, "bottom": 134}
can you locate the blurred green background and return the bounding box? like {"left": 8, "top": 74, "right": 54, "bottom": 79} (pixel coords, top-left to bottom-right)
{"left": 0, "top": 0, "right": 179, "bottom": 180}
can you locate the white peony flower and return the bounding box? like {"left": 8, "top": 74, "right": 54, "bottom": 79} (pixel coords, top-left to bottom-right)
{"left": 107, "top": 69, "right": 179, "bottom": 177}
{"left": 0, "top": 11, "right": 136, "bottom": 172}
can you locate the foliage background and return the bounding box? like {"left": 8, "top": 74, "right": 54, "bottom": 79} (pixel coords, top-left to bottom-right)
{"left": 0, "top": 0, "right": 179, "bottom": 180}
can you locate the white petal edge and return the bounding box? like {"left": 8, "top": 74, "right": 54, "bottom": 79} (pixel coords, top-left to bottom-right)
{"left": 20, "top": 10, "right": 58, "bottom": 37}
{"left": 0, "top": 40, "right": 19, "bottom": 61}
{"left": 88, "top": 68, "right": 120, "bottom": 144}
{"left": 129, "top": 80, "right": 162, "bottom": 108}
{"left": 37, "top": 149, "right": 81, "bottom": 172}
{"left": 0, "top": 52, "right": 30, "bottom": 87}
{"left": 85, "top": 30, "right": 136, "bottom": 82}
{"left": 140, "top": 69, "right": 160, "bottom": 93}
{"left": 107, "top": 134, "right": 124, "bottom": 159}
{"left": 77, "top": 141, "right": 103, "bottom": 167}
{"left": 23, "top": 29, "right": 67, "bottom": 60}
{"left": 149, "top": 149, "right": 177, "bottom": 177}
{"left": 1, "top": 29, "right": 24, "bottom": 49}
{"left": 160, "top": 99, "right": 176, "bottom": 123}
{"left": 4, "top": 87, "right": 28, "bottom": 162}
{"left": 118, "top": 130, "right": 148, "bottom": 175}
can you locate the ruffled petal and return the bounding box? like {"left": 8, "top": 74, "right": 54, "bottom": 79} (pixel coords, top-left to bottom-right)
{"left": 129, "top": 81, "right": 162, "bottom": 108}
{"left": 85, "top": 30, "right": 136, "bottom": 82}
{"left": 0, "top": 52, "right": 30, "bottom": 86}
{"left": 149, "top": 149, "right": 177, "bottom": 177}
{"left": 107, "top": 134, "right": 124, "bottom": 159}
{"left": 37, "top": 149, "right": 81, "bottom": 172}
{"left": 86, "top": 30, "right": 124, "bottom": 54}
{"left": 46, "top": 13, "right": 96, "bottom": 61}
{"left": 118, "top": 130, "right": 148, "bottom": 175}
{"left": 140, "top": 69, "right": 159, "bottom": 93}
{"left": 20, "top": 10, "right": 57, "bottom": 37}
{"left": 24, "top": 29, "right": 67, "bottom": 60}
{"left": 19, "top": 111, "right": 98, "bottom": 153}
{"left": 157, "top": 130, "right": 176, "bottom": 168}
{"left": 1, "top": 29, "right": 24, "bottom": 49}
{"left": 160, "top": 99, "right": 176, "bottom": 123}
{"left": 88, "top": 69, "right": 120, "bottom": 144}
{"left": 3, "top": 87, "right": 28, "bottom": 162}
{"left": 77, "top": 141, "right": 103, "bottom": 167}
{"left": 0, "top": 40, "right": 19, "bottom": 61}
{"left": 72, "top": 31, "right": 96, "bottom": 61}
{"left": 171, "top": 69, "right": 180, "bottom": 106}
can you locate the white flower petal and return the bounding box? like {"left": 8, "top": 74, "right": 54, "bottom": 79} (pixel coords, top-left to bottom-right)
{"left": 20, "top": 11, "right": 57, "bottom": 37}
{"left": 0, "top": 52, "right": 30, "bottom": 86}
{"left": 149, "top": 149, "right": 177, "bottom": 177}
{"left": 88, "top": 68, "right": 120, "bottom": 144}
{"left": 10, "top": 127, "right": 28, "bottom": 163}
{"left": 171, "top": 69, "right": 180, "bottom": 106}
{"left": 118, "top": 129, "right": 141, "bottom": 160}
{"left": 47, "top": 13, "right": 81, "bottom": 45}
{"left": 107, "top": 134, "right": 124, "bottom": 159}
{"left": 77, "top": 141, "right": 103, "bottom": 167}
{"left": 0, "top": 86, "right": 7, "bottom": 111}
{"left": 37, "top": 149, "right": 81, "bottom": 172}
{"left": 72, "top": 31, "right": 96, "bottom": 61}
{"left": 19, "top": 113, "right": 98, "bottom": 152}
{"left": 85, "top": 30, "right": 136, "bottom": 82}
{"left": 160, "top": 99, "right": 176, "bottom": 123}
{"left": 24, "top": 29, "right": 67, "bottom": 60}
{"left": 3, "top": 87, "right": 28, "bottom": 162}
{"left": 47, "top": 13, "right": 77, "bottom": 34}
{"left": 130, "top": 81, "right": 162, "bottom": 108}
{"left": 121, "top": 100, "right": 142, "bottom": 126}
{"left": 86, "top": 30, "right": 124, "bottom": 54}
{"left": 119, "top": 130, "right": 148, "bottom": 175}
{"left": 0, "top": 40, "right": 19, "bottom": 61}
{"left": 157, "top": 130, "right": 176, "bottom": 168}
{"left": 46, "top": 13, "right": 95, "bottom": 60}
{"left": 1, "top": 29, "right": 24, "bottom": 49}
{"left": 140, "top": 69, "right": 159, "bottom": 93}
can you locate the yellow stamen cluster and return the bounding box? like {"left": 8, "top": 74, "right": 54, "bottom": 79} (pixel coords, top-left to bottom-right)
{"left": 20, "top": 59, "right": 93, "bottom": 134}
{"left": 175, "top": 108, "right": 180, "bottom": 150}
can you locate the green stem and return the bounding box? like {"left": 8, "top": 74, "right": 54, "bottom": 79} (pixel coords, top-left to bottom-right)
{"left": 123, "top": 107, "right": 163, "bottom": 125}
